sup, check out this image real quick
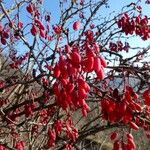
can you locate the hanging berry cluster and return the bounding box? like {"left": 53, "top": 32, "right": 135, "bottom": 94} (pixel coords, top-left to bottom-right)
{"left": 101, "top": 87, "right": 142, "bottom": 127}
{"left": 47, "top": 118, "right": 78, "bottom": 149}
{"left": 109, "top": 41, "right": 130, "bottom": 52}
{"left": 101, "top": 86, "right": 150, "bottom": 150}
{"left": 118, "top": 13, "right": 150, "bottom": 40}
{"left": 52, "top": 39, "right": 107, "bottom": 116}
{"left": 27, "top": 3, "right": 51, "bottom": 40}
{"left": 110, "top": 132, "right": 136, "bottom": 150}
{"left": 9, "top": 53, "right": 29, "bottom": 69}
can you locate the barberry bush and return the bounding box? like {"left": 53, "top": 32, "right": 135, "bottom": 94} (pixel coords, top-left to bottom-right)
{"left": 0, "top": 0, "right": 150, "bottom": 149}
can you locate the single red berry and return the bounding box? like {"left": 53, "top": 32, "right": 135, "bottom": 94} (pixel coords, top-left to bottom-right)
{"left": 73, "top": 21, "right": 81, "bottom": 31}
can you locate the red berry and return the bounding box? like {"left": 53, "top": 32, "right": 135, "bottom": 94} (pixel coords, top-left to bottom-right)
{"left": 110, "top": 132, "right": 118, "bottom": 141}
{"left": 26, "top": 4, "right": 33, "bottom": 14}
{"left": 73, "top": 21, "right": 81, "bottom": 31}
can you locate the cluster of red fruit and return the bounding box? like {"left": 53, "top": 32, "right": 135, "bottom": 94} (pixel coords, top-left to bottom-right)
{"left": 101, "top": 86, "right": 141, "bottom": 127}
{"left": 118, "top": 13, "right": 150, "bottom": 40}
{"left": 9, "top": 53, "right": 29, "bottom": 69}
{"left": 101, "top": 86, "right": 150, "bottom": 150}
{"left": 27, "top": 4, "right": 52, "bottom": 40}
{"left": 52, "top": 41, "right": 107, "bottom": 116}
{"left": 47, "top": 118, "right": 78, "bottom": 149}
{"left": 109, "top": 41, "right": 130, "bottom": 52}
{"left": 0, "top": 23, "right": 9, "bottom": 45}
{"left": 110, "top": 132, "right": 136, "bottom": 150}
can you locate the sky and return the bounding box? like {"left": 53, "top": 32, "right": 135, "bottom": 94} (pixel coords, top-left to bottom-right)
{"left": 2, "top": 0, "right": 150, "bottom": 58}
{"left": 43, "top": 0, "right": 150, "bottom": 48}
{"left": 42, "top": 0, "right": 150, "bottom": 62}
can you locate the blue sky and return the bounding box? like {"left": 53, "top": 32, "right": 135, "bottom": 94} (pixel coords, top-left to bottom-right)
{"left": 43, "top": 0, "right": 150, "bottom": 48}
{"left": 3, "top": 0, "right": 150, "bottom": 57}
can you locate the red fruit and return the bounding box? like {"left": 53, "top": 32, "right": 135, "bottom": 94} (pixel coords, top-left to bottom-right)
{"left": 48, "top": 36, "right": 53, "bottom": 41}
{"left": 122, "top": 110, "right": 133, "bottom": 124}
{"left": 129, "top": 121, "right": 139, "bottom": 130}
{"left": 82, "top": 57, "right": 94, "bottom": 72}
{"left": 127, "top": 138, "right": 136, "bottom": 150}
{"left": 53, "top": 82, "right": 60, "bottom": 96}
{"left": 110, "top": 132, "right": 118, "bottom": 141}
{"left": 94, "top": 57, "right": 101, "bottom": 72}
{"left": 0, "top": 23, "right": 3, "bottom": 32}
{"left": 146, "top": 133, "right": 150, "bottom": 139}
{"left": 94, "top": 43, "right": 100, "bottom": 53}
{"left": 16, "top": 141, "right": 26, "bottom": 150}
{"left": 121, "top": 142, "right": 127, "bottom": 150}
{"left": 113, "top": 140, "right": 120, "bottom": 150}
{"left": 133, "top": 93, "right": 139, "bottom": 99}
{"left": 83, "top": 102, "right": 91, "bottom": 112}
{"left": 73, "top": 21, "right": 81, "bottom": 31}
{"left": 70, "top": 51, "right": 81, "bottom": 64}
{"left": 108, "top": 112, "right": 117, "bottom": 123}
{"left": 143, "top": 88, "right": 150, "bottom": 106}
{"left": 40, "top": 29, "right": 45, "bottom": 38}
{"left": 78, "top": 77, "right": 88, "bottom": 89}
{"left": 127, "top": 133, "right": 134, "bottom": 139}
{"left": 61, "top": 79, "right": 69, "bottom": 86}
{"left": 53, "top": 25, "right": 62, "bottom": 35}
{"left": 53, "top": 64, "right": 60, "bottom": 78}
{"left": 31, "top": 25, "right": 38, "bottom": 36}
{"left": 18, "top": 22, "right": 23, "bottom": 29}
{"left": 1, "top": 38, "right": 6, "bottom": 45}
{"left": 79, "top": 98, "right": 85, "bottom": 106}
{"left": 65, "top": 45, "right": 71, "bottom": 53}
{"left": 67, "top": 64, "right": 77, "bottom": 75}
{"left": 0, "top": 145, "right": 5, "bottom": 150}
{"left": 125, "top": 91, "right": 132, "bottom": 102}
{"left": 78, "top": 88, "right": 87, "bottom": 99}
{"left": 86, "top": 48, "right": 96, "bottom": 57}
{"left": 2, "top": 31, "right": 9, "bottom": 39}
{"left": 90, "top": 23, "right": 95, "bottom": 29}
{"left": 35, "top": 19, "right": 45, "bottom": 30}
{"left": 47, "top": 129, "right": 56, "bottom": 147}
{"left": 66, "top": 83, "right": 75, "bottom": 94}
{"left": 26, "top": 4, "right": 33, "bottom": 14}
{"left": 81, "top": 108, "right": 87, "bottom": 117}
{"left": 118, "top": 101, "right": 127, "bottom": 114}
{"left": 54, "top": 120, "right": 63, "bottom": 135}
{"left": 96, "top": 66, "right": 105, "bottom": 80}
{"left": 100, "top": 55, "right": 107, "bottom": 68}
{"left": 133, "top": 102, "right": 142, "bottom": 111}
{"left": 117, "top": 19, "right": 122, "bottom": 28}
{"left": 59, "top": 56, "right": 67, "bottom": 68}
{"left": 107, "top": 101, "right": 116, "bottom": 113}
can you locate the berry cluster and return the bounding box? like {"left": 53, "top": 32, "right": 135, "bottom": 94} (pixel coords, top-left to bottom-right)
{"left": 27, "top": 4, "right": 51, "bottom": 40}
{"left": 109, "top": 41, "right": 130, "bottom": 52}
{"left": 110, "top": 132, "right": 136, "bottom": 150}
{"left": 52, "top": 42, "right": 107, "bottom": 116}
{"left": 9, "top": 53, "right": 29, "bottom": 69}
{"left": 47, "top": 118, "right": 78, "bottom": 149}
{"left": 101, "top": 86, "right": 141, "bottom": 125}
{"left": 118, "top": 13, "right": 150, "bottom": 40}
